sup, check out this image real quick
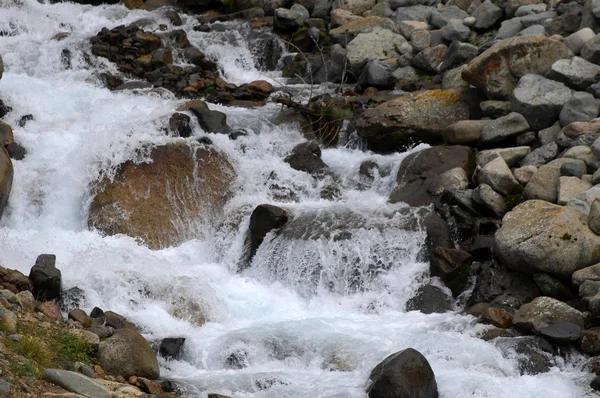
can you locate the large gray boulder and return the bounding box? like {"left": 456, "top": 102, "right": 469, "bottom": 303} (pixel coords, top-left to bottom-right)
{"left": 346, "top": 27, "right": 409, "bottom": 72}
{"left": 511, "top": 74, "right": 572, "bottom": 131}
{"left": 462, "top": 35, "right": 573, "bottom": 99}
{"left": 546, "top": 57, "right": 600, "bottom": 90}
{"left": 495, "top": 200, "right": 600, "bottom": 277}
{"left": 564, "top": 28, "right": 596, "bottom": 55}
{"left": 366, "top": 348, "right": 438, "bottom": 398}
{"left": 479, "top": 112, "right": 530, "bottom": 145}
{"left": 98, "top": 329, "right": 159, "bottom": 380}
{"left": 395, "top": 5, "right": 434, "bottom": 23}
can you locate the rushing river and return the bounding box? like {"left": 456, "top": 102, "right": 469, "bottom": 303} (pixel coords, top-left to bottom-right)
{"left": 0, "top": 1, "right": 595, "bottom": 396}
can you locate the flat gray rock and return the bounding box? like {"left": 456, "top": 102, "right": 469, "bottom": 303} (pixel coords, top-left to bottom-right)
{"left": 42, "top": 369, "right": 111, "bottom": 398}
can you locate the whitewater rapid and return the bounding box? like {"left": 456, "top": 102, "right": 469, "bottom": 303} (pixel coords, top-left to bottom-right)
{"left": 0, "top": 1, "right": 596, "bottom": 397}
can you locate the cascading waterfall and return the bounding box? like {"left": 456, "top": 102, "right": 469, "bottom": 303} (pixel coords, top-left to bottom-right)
{"left": 0, "top": 0, "right": 596, "bottom": 397}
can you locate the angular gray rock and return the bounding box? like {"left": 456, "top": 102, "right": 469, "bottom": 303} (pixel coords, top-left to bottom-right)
{"left": 538, "top": 122, "right": 562, "bottom": 145}
{"left": 496, "top": 18, "right": 524, "bottom": 39}
{"left": 496, "top": 200, "right": 600, "bottom": 277}
{"left": 558, "top": 176, "right": 592, "bottom": 205}
{"left": 412, "top": 44, "right": 447, "bottom": 73}
{"left": 560, "top": 91, "right": 599, "bottom": 126}
{"left": 473, "top": 0, "right": 503, "bottom": 30}
{"left": 480, "top": 112, "right": 530, "bottom": 145}
{"left": 582, "top": 33, "right": 600, "bottom": 64}
{"left": 441, "top": 21, "right": 471, "bottom": 42}
{"left": 517, "top": 25, "right": 545, "bottom": 36}
{"left": 565, "top": 28, "right": 596, "bottom": 55}
{"left": 439, "top": 41, "right": 478, "bottom": 72}
{"left": 477, "top": 146, "right": 531, "bottom": 167}
{"left": 274, "top": 5, "right": 309, "bottom": 31}
{"left": 573, "top": 263, "right": 600, "bottom": 285}
{"left": 515, "top": 3, "right": 547, "bottom": 17}
{"left": 520, "top": 142, "right": 559, "bottom": 167}
{"left": 357, "top": 60, "right": 395, "bottom": 90}
{"left": 473, "top": 184, "right": 507, "bottom": 218}
{"left": 511, "top": 74, "right": 573, "bottom": 131}
{"left": 429, "top": 6, "right": 470, "bottom": 28}
{"left": 477, "top": 156, "right": 522, "bottom": 195}
{"left": 546, "top": 57, "right": 600, "bottom": 90}
{"left": 395, "top": 5, "right": 434, "bottom": 23}
{"left": 42, "top": 369, "right": 110, "bottom": 398}
{"left": 524, "top": 158, "right": 582, "bottom": 203}
{"left": 346, "top": 27, "right": 409, "bottom": 71}
{"left": 563, "top": 145, "right": 600, "bottom": 171}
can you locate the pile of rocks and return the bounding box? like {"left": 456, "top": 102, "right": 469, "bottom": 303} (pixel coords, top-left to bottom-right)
{"left": 90, "top": 23, "right": 274, "bottom": 106}
{"left": 0, "top": 254, "right": 189, "bottom": 397}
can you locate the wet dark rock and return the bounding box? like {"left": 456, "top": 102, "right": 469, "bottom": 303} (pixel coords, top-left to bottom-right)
{"left": 493, "top": 336, "right": 554, "bottom": 375}
{"left": 406, "top": 284, "right": 453, "bottom": 314}
{"left": 57, "top": 286, "right": 85, "bottom": 312}
{"left": 0, "top": 100, "right": 11, "bottom": 119}
{"left": 28, "top": 254, "right": 61, "bottom": 301}
{"left": 159, "top": 337, "right": 185, "bottom": 360}
{"left": 389, "top": 146, "right": 475, "bottom": 207}
{"left": 190, "top": 107, "right": 230, "bottom": 134}
{"left": 469, "top": 261, "right": 539, "bottom": 306}
{"left": 366, "top": 348, "right": 438, "bottom": 398}
{"left": 536, "top": 322, "right": 582, "bottom": 344}
{"left": 532, "top": 273, "right": 574, "bottom": 302}
{"left": 284, "top": 141, "right": 329, "bottom": 175}
{"left": 169, "top": 113, "right": 192, "bottom": 138}
{"left": 430, "top": 247, "right": 472, "bottom": 296}
{"left": 165, "top": 11, "right": 183, "bottom": 26}
{"left": 243, "top": 204, "right": 289, "bottom": 266}
{"left": 16, "top": 114, "right": 33, "bottom": 127}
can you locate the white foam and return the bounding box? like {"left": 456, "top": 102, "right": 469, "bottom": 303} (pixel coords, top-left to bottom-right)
{"left": 0, "top": 2, "right": 595, "bottom": 397}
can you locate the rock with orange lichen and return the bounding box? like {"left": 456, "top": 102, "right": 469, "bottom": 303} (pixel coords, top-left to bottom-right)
{"left": 354, "top": 88, "right": 481, "bottom": 152}
{"left": 495, "top": 200, "right": 600, "bottom": 278}
{"left": 462, "top": 35, "right": 573, "bottom": 99}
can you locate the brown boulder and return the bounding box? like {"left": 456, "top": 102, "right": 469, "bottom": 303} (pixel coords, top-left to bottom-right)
{"left": 0, "top": 121, "right": 14, "bottom": 146}
{"left": 389, "top": 146, "right": 475, "bottom": 206}
{"left": 462, "top": 35, "right": 573, "bottom": 99}
{"left": 354, "top": 89, "right": 478, "bottom": 152}
{"left": 482, "top": 307, "right": 513, "bottom": 328}
{"left": 581, "top": 327, "right": 600, "bottom": 355}
{"left": 0, "top": 265, "right": 33, "bottom": 293}
{"left": 88, "top": 142, "right": 234, "bottom": 249}
{"left": 39, "top": 301, "right": 64, "bottom": 322}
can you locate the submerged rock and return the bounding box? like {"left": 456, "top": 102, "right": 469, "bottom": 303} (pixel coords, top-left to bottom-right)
{"left": 88, "top": 142, "right": 234, "bottom": 250}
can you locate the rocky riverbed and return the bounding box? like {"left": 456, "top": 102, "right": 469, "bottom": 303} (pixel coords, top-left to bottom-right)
{"left": 3, "top": 0, "right": 600, "bottom": 396}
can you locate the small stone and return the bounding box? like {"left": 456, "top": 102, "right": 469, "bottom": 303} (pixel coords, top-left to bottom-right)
{"left": 480, "top": 112, "right": 530, "bottom": 145}
{"left": 559, "top": 91, "right": 599, "bottom": 126}
{"left": 558, "top": 176, "right": 592, "bottom": 205}
{"left": 42, "top": 369, "right": 111, "bottom": 398}
{"left": 15, "top": 291, "right": 35, "bottom": 312}
{"left": 482, "top": 307, "right": 513, "bottom": 328}
{"left": 477, "top": 147, "right": 531, "bottom": 168}
{"left": 168, "top": 113, "right": 192, "bottom": 138}
{"left": 68, "top": 309, "right": 91, "bottom": 328}
{"left": 565, "top": 28, "right": 596, "bottom": 55}
{"left": 520, "top": 142, "right": 558, "bottom": 167}
{"left": 477, "top": 156, "right": 522, "bottom": 195}
{"left": 513, "top": 165, "right": 537, "bottom": 184}
{"left": 480, "top": 100, "right": 512, "bottom": 118}
{"left": 473, "top": 184, "right": 507, "bottom": 218}
{"left": 159, "top": 337, "right": 185, "bottom": 360}
{"left": 0, "top": 379, "right": 9, "bottom": 397}
{"left": 38, "top": 301, "right": 64, "bottom": 322}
